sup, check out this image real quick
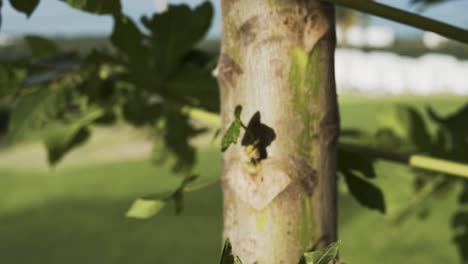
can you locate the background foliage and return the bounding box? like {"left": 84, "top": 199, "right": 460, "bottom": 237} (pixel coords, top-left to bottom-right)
{"left": 0, "top": 0, "right": 467, "bottom": 263}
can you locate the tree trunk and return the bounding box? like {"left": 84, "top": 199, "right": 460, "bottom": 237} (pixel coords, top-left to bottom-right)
{"left": 217, "top": 0, "right": 339, "bottom": 263}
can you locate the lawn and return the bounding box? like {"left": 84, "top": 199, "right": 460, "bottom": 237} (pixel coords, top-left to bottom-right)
{"left": 0, "top": 96, "right": 466, "bottom": 264}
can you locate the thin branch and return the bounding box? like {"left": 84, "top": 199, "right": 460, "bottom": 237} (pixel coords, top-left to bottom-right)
{"left": 339, "top": 142, "right": 468, "bottom": 179}
{"left": 321, "top": 0, "right": 468, "bottom": 45}
{"left": 410, "top": 155, "right": 468, "bottom": 179}
{"left": 339, "top": 142, "right": 409, "bottom": 163}
{"left": 188, "top": 107, "right": 468, "bottom": 179}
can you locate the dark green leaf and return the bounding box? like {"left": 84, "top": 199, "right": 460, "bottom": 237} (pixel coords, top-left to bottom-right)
{"left": 166, "top": 65, "right": 219, "bottom": 112}
{"left": 122, "top": 93, "right": 162, "bottom": 127}
{"left": 24, "top": 35, "right": 59, "bottom": 58}
{"left": 219, "top": 239, "right": 238, "bottom": 264}
{"left": 111, "top": 16, "right": 149, "bottom": 62}
{"left": 428, "top": 104, "right": 468, "bottom": 162}
{"left": 126, "top": 198, "right": 167, "bottom": 219}
{"left": 141, "top": 2, "right": 213, "bottom": 76}
{"left": 43, "top": 108, "right": 102, "bottom": 165}
{"left": 460, "top": 182, "right": 468, "bottom": 204}
{"left": 172, "top": 175, "right": 198, "bottom": 215}
{"left": 7, "top": 87, "right": 63, "bottom": 142}
{"left": 164, "top": 109, "right": 205, "bottom": 173}
{"left": 45, "top": 126, "right": 90, "bottom": 165}
{"left": 60, "top": 0, "right": 121, "bottom": 15}
{"left": 0, "top": 65, "right": 20, "bottom": 98}
{"left": 300, "top": 241, "right": 341, "bottom": 264}
{"left": 452, "top": 210, "right": 468, "bottom": 263}
{"left": 338, "top": 147, "right": 375, "bottom": 178}
{"left": 9, "top": 0, "right": 39, "bottom": 17}
{"left": 373, "top": 128, "right": 408, "bottom": 151}
{"left": 93, "top": 110, "right": 117, "bottom": 126}
{"left": 221, "top": 106, "right": 243, "bottom": 152}
{"left": 0, "top": 105, "right": 9, "bottom": 135}
{"left": 340, "top": 128, "right": 368, "bottom": 139}
{"left": 343, "top": 171, "right": 386, "bottom": 213}
{"left": 110, "top": 15, "right": 156, "bottom": 90}
{"left": 378, "top": 105, "right": 432, "bottom": 151}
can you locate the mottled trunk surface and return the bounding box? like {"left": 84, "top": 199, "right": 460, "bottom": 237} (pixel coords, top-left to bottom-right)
{"left": 217, "top": 0, "right": 339, "bottom": 263}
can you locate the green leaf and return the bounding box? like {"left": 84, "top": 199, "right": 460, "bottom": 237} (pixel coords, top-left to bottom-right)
{"left": 0, "top": 65, "right": 20, "bottom": 98}
{"left": 428, "top": 104, "right": 468, "bottom": 161}
{"left": 301, "top": 241, "right": 341, "bottom": 264}
{"left": 126, "top": 175, "right": 198, "bottom": 219}
{"left": 378, "top": 105, "right": 431, "bottom": 151}
{"left": 7, "top": 86, "right": 101, "bottom": 165}
{"left": 24, "top": 35, "right": 59, "bottom": 58}
{"left": 141, "top": 2, "right": 213, "bottom": 76}
{"left": 452, "top": 210, "right": 468, "bottom": 262}
{"left": 126, "top": 198, "right": 167, "bottom": 219}
{"left": 9, "top": 0, "right": 39, "bottom": 17}
{"left": 111, "top": 15, "right": 149, "bottom": 62}
{"left": 44, "top": 108, "right": 102, "bottom": 165}
{"left": 7, "top": 87, "right": 62, "bottom": 142}
{"left": 172, "top": 175, "right": 198, "bottom": 215}
{"left": 164, "top": 109, "right": 205, "bottom": 173}
{"left": 122, "top": 93, "right": 163, "bottom": 127}
{"left": 45, "top": 126, "right": 90, "bottom": 165}
{"left": 338, "top": 147, "right": 375, "bottom": 178}
{"left": 110, "top": 15, "right": 157, "bottom": 91}
{"left": 221, "top": 105, "right": 242, "bottom": 152}
{"left": 166, "top": 65, "right": 219, "bottom": 113}
{"left": 343, "top": 171, "right": 386, "bottom": 213}
{"left": 61, "top": 0, "right": 121, "bottom": 15}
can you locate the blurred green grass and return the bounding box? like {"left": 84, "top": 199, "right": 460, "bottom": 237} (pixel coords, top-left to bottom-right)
{"left": 0, "top": 96, "right": 466, "bottom": 264}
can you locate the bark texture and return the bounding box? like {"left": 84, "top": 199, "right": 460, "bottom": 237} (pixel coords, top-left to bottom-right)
{"left": 218, "top": 0, "right": 339, "bottom": 263}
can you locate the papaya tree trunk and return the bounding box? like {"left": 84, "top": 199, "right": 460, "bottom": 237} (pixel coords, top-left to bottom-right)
{"left": 217, "top": 0, "right": 339, "bottom": 263}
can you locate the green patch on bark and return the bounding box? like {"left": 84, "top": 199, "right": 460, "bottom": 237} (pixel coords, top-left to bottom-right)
{"left": 289, "top": 46, "right": 321, "bottom": 160}
{"left": 301, "top": 190, "right": 315, "bottom": 251}
{"left": 255, "top": 207, "right": 269, "bottom": 231}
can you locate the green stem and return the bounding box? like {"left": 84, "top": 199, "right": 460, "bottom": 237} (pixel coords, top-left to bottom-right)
{"left": 183, "top": 178, "right": 219, "bottom": 193}
{"left": 321, "top": 0, "right": 468, "bottom": 45}
{"left": 410, "top": 155, "right": 468, "bottom": 179}
{"left": 339, "top": 142, "right": 468, "bottom": 179}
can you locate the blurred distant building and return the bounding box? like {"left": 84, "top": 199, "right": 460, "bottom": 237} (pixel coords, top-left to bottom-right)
{"left": 422, "top": 32, "right": 449, "bottom": 49}
{"left": 335, "top": 49, "right": 468, "bottom": 95}
{"left": 338, "top": 25, "right": 395, "bottom": 48}
{"left": 365, "top": 26, "right": 395, "bottom": 47}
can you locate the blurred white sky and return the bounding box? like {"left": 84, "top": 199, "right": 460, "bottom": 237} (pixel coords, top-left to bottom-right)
{"left": 0, "top": 0, "right": 467, "bottom": 37}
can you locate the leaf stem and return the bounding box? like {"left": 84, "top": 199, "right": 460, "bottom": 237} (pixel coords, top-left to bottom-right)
{"left": 321, "top": 0, "right": 468, "bottom": 45}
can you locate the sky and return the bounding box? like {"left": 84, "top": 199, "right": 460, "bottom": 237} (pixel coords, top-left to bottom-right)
{"left": 0, "top": 0, "right": 467, "bottom": 37}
